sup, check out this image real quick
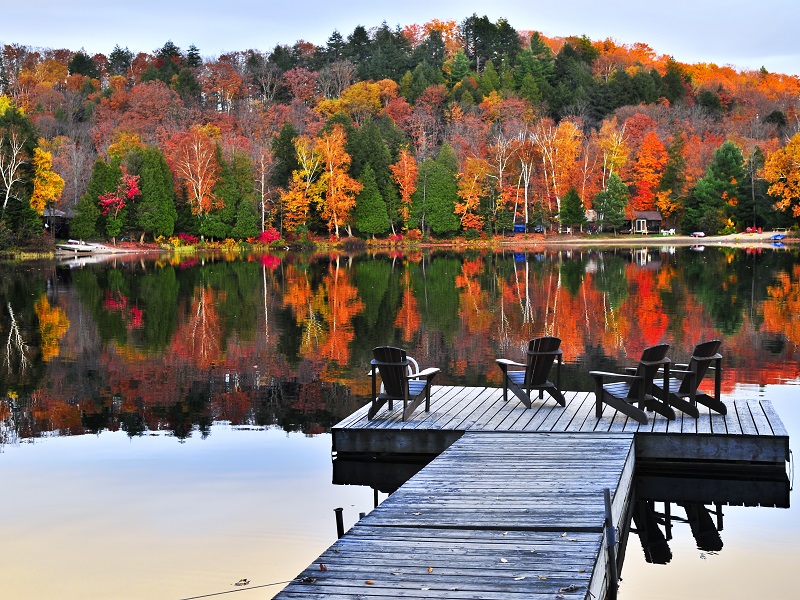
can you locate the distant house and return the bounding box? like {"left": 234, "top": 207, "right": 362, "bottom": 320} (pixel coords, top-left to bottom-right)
{"left": 628, "top": 210, "right": 663, "bottom": 234}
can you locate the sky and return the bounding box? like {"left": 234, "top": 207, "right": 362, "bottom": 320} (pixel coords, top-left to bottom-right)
{"left": 3, "top": 0, "right": 799, "bottom": 76}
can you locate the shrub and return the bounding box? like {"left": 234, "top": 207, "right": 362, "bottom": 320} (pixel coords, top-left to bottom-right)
{"left": 257, "top": 228, "right": 280, "bottom": 244}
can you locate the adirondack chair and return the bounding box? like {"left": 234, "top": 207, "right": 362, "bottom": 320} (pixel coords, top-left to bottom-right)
{"left": 653, "top": 340, "right": 725, "bottom": 416}
{"left": 368, "top": 346, "right": 440, "bottom": 421}
{"left": 495, "top": 336, "right": 566, "bottom": 408}
{"left": 590, "top": 343, "right": 676, "bottom": 425}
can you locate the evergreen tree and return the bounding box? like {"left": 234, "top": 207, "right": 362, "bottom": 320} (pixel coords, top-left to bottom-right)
{"left": 108, "top": 45, "right": 134, "bottom": 76}
{"left": 445, "top": 50, "right": 472, "bottom": 85}
{"left": 228, "top": 152, "right": 260, "bottom": 239}
{"left": 135, "top": 147, "right": 177, "bottom": 241}
{"left": 348, "top": 118, "right": 399, "bottom": 230}
{"left": 594, "top": 173, "right": 628, "bottom": 233}
{"left": 354, "top": 164, "right": 389, "bottom": 237}
{"left": 270, "top": 121, "right": 300, "bottom": 190}
{"left": 412, "top": 30, "right": 446, "bottom": 71}
{"left": 68, "top": 51, "right": 100, "bottom": 79}
{"left": 478, "top": 61, "right": 500, "bottom": 96}
{"left": 683, "top": 141, "right": 745, "bottom": 233}
{"left": 412, "top": 143, "right": 460, "bottom": 236}
{"left": 559, "top": 187, "right": 588, "bottom": 232}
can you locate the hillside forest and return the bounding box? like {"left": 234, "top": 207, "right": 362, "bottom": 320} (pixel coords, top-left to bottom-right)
{"left": 2, "top": 15, "right": 800, "bottom": 248}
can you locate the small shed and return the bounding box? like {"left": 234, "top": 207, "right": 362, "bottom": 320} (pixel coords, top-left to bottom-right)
{"left": 631, "top": 210, "right": 663, "bottom": 234}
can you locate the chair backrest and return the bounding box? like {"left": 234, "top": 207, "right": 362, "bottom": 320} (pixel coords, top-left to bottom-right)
{"left": 372, "top": 346, "right": 409, "bottom": 397}
{"left": 631, "top": 343, "right": 670, "bottom": 398}
{"left": 524, "top": 336, "right": 562, "bottom": 387}
{"left": 680, "top": 339, "right": 722, "bottom": 393}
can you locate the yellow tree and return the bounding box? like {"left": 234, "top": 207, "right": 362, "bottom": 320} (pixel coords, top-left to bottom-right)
{"left": 765, "top": 132, "right": 800, "bottom": 217}
{"left": 596, "top": 117, "right": 628, "bottom": 189}
{"left": 456, "top": 156, "right": 491, "bottom": 231}
{"left": 389, "top": 147, "right": 418, "bottom": 229}
{"left": 529, "top": 118, "right": 583, "bottom": 214}
{"left": 30, "top": 147, "right": 64, "bottom": 215}
{"left": 318, "top": 124, "right": 361, "bottom": 238}
{"left": 281, "top": 135, "right": 325, "bottom": 232}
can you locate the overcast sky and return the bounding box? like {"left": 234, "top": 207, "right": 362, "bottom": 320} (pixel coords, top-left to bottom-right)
{"left": 3, "top": 0, "right": 798, "bottom": 75}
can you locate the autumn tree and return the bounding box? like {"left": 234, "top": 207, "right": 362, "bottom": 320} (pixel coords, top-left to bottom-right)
{"left": 389, "top": 146, "right": 418, "bottom": 230}
{"left": 281, "top": 134, "right": 325, "bottom": 232}
{"left": 596, "top": 117, "right": 628, "bottom": 189}
{"left": 529, "top": 118, "right": 582, "bottom": 216}
{"left": 765, "top": 132, "right": 800, "bottom": 218}
{"left": 30, "top": 147, "right": 64, "bottom": 216}
{"left": 169, "top": 125, "right": 220, "bottom": 215}
{"left": 456, "top": 156, "right": 490, "bottom": 231}
{"left": 317, "top": 124, "right": 361, "bottom": 238}
{"left": 631, "top": 131, "right": 667, "bottom": 211}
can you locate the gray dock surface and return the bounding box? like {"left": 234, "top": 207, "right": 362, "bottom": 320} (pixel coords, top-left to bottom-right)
{"left": 276, "top": 432, "right": 634, "bottom": 599}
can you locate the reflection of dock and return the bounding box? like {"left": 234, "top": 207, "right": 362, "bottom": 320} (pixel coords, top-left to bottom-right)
{"left": 277, "top": 388, "right": 789, "bottom": 599}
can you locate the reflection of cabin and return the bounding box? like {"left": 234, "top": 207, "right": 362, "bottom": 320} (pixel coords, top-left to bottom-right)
{"left": 628, "top": 211, "right": 663, "bottom": 234}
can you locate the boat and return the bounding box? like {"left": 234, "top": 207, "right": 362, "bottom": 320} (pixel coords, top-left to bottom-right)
{"left": 55, "top": 240, "right": 116, "bottom": 254}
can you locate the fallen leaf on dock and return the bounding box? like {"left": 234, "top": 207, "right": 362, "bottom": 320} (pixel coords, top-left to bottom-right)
{"left": 558, "top": 585, "right": 584, "bottom": 593}
{"left": 319, "top": 563, "right": 328, "bottom": 571}
{"left": 538, "top": 575, "right": 548, "bottom": 580}
{"left": 233, "top": 579, "right": 250, "bottom": 586}
{"left": 500, "top": 558, "right": 508, "bottom": 563}
{"left": 514, "top": 576, "right": 526, "bottom": 581}
{"left": 428, "top": 566, "right": 434, "bottom": 573}
{"left": 365, "top": 580, "right": 374, "bottom": 585}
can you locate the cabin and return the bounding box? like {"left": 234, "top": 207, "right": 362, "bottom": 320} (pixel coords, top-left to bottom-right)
{"left": 627, "top": 210, "right": 663, "bottom": 234}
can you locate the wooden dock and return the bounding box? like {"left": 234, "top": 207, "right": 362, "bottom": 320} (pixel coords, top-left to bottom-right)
{"left": 276, "top": 386, "right": 790, "bottom": 599}
{"left": 333, "top": 388, "right": 789, "bottom": 465}
{"left": 277, "top": 432, "right": 634, "bottom": 599}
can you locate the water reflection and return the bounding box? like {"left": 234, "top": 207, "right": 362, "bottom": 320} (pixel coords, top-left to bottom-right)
{"left": 2, "top": 245, "right": 799, "bottom": 445}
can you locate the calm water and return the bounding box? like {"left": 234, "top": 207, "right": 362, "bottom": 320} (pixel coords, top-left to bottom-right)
{"left": 1, "top": 245, "right": 798, "bottom": 599}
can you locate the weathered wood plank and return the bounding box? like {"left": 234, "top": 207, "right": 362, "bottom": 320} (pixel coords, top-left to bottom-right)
{"left": 760, "top": 399, "right": 789, "bottom": 437}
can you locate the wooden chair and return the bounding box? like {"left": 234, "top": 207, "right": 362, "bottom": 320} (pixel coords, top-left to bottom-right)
{"left": 368, "top": 346, "right": 440, "bottom": 421}
{"left": 590, "top": 343, "right": 676, "bottom": 425}
{"left": 496, "top": 336, "right": 566, "bottom": 408}
{"left": 653, "top": 340, "right": 725, "bottom": 416}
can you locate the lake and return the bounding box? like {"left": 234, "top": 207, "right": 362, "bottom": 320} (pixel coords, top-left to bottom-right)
{"left": 0, "top": 244, "right": 797, "bottom": 599}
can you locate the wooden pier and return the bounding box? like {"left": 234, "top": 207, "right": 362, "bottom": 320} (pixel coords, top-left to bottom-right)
{"left": 275, "top": 387, "right": 790, "bottom": 599}
{"left": 277, "top": 432, "right": 634, "bottom": 599}
{"left": 332, "top": 388, "right": 789, "bottom": 465}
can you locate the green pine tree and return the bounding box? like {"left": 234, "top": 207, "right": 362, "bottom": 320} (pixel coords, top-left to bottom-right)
{"left": 594, "top": 173, "right": 628, "bottom": 233}
{"left": 354, "top": 164, "right": 390, "bottom": 237}
{"left": 135, "top": 147, "right": 177, "bottom": 241}
{"left": 559, "top": 187, "right": 588, "bottom": 232}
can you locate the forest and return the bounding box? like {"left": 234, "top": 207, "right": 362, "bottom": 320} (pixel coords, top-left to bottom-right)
{"left": 2, "top": 14, "right": 800, "bottom": 248}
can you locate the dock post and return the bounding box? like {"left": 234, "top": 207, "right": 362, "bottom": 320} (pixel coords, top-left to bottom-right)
{"left": 334, "top": 507, "right": 344, "bottom": 539}
{"left": 604, "top": 488, "right": 619, "bottom": 599}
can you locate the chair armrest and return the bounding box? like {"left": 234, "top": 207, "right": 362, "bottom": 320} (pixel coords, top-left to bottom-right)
{"left": 496, "top": 358, "right": 526, "bottom": 367}
{"left": 411, "top": 367, "right": 440, "bottom": 379}
{"left": 589, "top": 371, "right": 643, "bottom": 381}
